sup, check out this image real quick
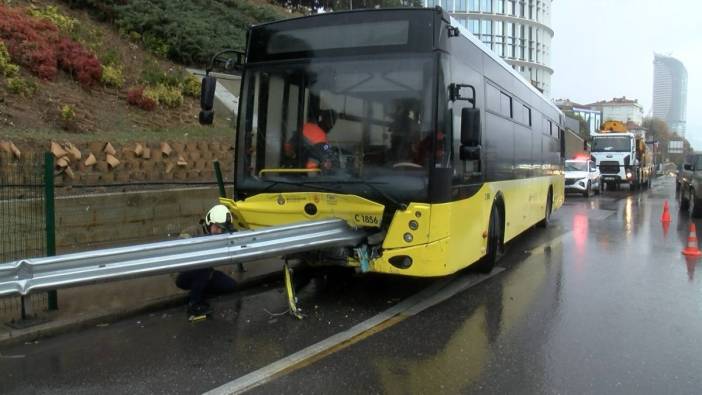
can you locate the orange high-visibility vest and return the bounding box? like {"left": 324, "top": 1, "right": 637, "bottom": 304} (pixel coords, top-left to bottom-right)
{"left": 283, "top": 123, "right": 330, "bottom": 169}
{"left": 302, "top": 123, "right": 328, "bottom": 168}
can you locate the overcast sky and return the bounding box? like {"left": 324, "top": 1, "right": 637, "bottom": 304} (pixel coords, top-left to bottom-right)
{"left": 551, "top": 0, "right": 700, "bottom": 147}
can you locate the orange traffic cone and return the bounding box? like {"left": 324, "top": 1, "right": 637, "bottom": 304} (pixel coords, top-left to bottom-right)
{"left": 682, "top": 223, "right": 702, "bottom": 257}
{"left": 684, "top": 256, "right": 697, "bottom": 281}
{"left": 661, "top": 200, "right": 671, "bottom": 223}
{"left": 662, "top": 220, "right": 670, "bottom": 238}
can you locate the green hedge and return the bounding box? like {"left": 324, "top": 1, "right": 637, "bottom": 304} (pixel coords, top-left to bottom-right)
{"left": 62, "top": 0, "right": 286, "bottom": 65}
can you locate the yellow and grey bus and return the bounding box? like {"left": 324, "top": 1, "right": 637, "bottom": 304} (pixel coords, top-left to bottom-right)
{"left": 208, "top": 7, "right": 564, "bottom": 276}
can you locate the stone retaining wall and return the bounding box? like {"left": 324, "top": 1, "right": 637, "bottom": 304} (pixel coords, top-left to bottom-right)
{"left": 1, "top": 139, "right": 235, "bottom": 187}
{"left": 55, "top": 186, "right": 230, "bottom": 253}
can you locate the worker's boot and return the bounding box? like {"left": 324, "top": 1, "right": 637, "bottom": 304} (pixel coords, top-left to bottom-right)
{"left": 187, "top": 301, "right": 212, "bottom": 321}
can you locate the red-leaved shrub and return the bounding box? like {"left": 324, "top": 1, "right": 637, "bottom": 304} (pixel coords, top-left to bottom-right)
{"left": 56, "top": 38, "right": 102, "bottom": 87}
{"left": 126, "top": 86, "right": 144, "bottom": 105}
{"left": 0, "top": 5, "right": 101, "bottom": 86}
{"left": 0, "top": 6, "right": 59, "bottom": 79}
{"left": 127, "top": 86, "right": 156, "bottom": 111}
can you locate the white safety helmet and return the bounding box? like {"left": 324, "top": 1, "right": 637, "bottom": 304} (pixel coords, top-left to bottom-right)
{"left": 205, "top": 204, "right": 233, "bottom": 229}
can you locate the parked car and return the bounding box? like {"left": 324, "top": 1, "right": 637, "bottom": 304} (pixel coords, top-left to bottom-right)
{"left": 565, "top": 158, "right": 601, "bottom": 197}
{"left": 679, "top": 153, "right": 702, "bottom": 217}
{"left": 676, "top": 162, "right": 685, "bottom": 192}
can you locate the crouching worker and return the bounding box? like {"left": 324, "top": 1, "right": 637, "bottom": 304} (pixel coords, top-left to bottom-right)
{"left": 176, "top": 204, "right": 238, "bottom": 321}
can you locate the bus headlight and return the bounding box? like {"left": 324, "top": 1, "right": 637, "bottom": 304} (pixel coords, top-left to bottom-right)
{"left": 403, "top": 233, "right": 413, "bottom": 243}
{"left": 627, "top": 172, "right": 633, "bottom": 179}
{"left": 408, "top": 220, "right": 419, "bottom": 230}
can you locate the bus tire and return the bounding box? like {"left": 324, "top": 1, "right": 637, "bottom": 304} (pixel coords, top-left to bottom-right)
{"left": 538, "top": 189, "right": 553, "bottom": 228}
{"left": 475, "top": 205, "right": 503, "bottom": 273}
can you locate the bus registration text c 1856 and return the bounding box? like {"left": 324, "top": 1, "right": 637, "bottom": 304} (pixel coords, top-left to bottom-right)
{"left": 355, "top": 214, "right": 379, "bottom": 226}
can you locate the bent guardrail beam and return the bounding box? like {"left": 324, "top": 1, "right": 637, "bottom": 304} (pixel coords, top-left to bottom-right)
{"left": 0, "top": 219, "right": 365, "bottom": 297}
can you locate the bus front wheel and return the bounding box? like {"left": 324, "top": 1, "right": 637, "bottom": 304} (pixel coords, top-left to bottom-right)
{"left": 538, "top": 190, "right": 553, "bottom": 228}
{"left": 475, "top": 205, "right": 503, "bottom": 273}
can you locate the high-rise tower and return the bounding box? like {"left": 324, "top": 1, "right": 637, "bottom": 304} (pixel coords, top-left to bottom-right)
{"left": 425, "top": 0, "right": 554, "bottom": 96}
{"left": 652, "top": 54, "right": 688, "bottom": 136}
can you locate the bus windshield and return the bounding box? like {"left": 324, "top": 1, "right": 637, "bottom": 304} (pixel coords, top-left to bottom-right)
{"left": 592, "top": 136, "right": 631, "bottom": 152}
{"left": 236, "top": 55, "right": 435, "bottom": 203}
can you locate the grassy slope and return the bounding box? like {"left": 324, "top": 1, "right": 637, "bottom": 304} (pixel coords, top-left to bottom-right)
{"left": 0, "top": 0, "right": 283, "bottom": 142}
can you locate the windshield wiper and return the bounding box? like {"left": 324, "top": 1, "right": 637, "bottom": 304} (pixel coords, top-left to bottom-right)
{"left": 259, "top": 179, "right": 406, "bottom": 210}
{"left": 259, "top": 179, "right": 341, "bottom": 194}
{"left": 304, "top": 180, "right": 407, "bottom": 210}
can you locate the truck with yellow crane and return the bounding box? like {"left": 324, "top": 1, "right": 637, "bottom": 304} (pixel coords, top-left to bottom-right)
{"left": 590, "top": 120, "right": 653, "bottom": 190}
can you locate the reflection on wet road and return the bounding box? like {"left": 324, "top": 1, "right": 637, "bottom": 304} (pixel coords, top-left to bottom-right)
{"left": 254, "top": 177, "right": 702, "bottom": 394}
{"left": 2, "top": 176, "right": 702, "bottom": 394}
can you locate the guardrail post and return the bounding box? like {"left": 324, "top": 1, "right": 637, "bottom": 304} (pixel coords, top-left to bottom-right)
{"left": 212, "top": 159, "right": 240, "bottom": 270}
{"left": 44, "top": 152, "right": 58, "bottom": 311}
{"left": 213, "top": 160, "right": 226, "bottom": 198}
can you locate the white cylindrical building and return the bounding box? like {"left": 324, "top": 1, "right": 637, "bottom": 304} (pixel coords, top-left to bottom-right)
{"left": 652, "top": 54, "right": 688, "bottom": 137}
{"left": 425, "top": 0, "right": 554, "bottom": 96}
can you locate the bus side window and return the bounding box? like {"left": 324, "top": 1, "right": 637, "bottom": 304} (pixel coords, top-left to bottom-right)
{"left": 486, "top": 84, "right": 500, "bottom": 114}
{"left": 523, "top": 105, "right": 531, "bottom": 127}
{"left": 500, "top": 92, "right": 512, "bottom": 118}
{"left": 513, "top": 100, "right": 523, "bottom": 124}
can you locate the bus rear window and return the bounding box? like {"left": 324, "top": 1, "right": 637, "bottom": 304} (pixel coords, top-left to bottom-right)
{"left": 267, "top": 20, "right": 410, "bottom": 54}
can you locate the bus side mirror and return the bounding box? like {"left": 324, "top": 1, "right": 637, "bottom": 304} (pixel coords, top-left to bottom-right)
{"left": 199, "top": 75, "right": 217, "bottom": 125}
{"left": 584, "top": 140, "right": 589, "bottom": 151}
{"left": 684, "top": 164, "right": 693, "bottom": 171}
{"left": 460, "top": 108, "right": 481, "bottom": 161}
{"left": 449, "top": 83, "right": 476, "bottom": 105}
{"left": 460, "top": 108, "right": 480, "bottom": 146}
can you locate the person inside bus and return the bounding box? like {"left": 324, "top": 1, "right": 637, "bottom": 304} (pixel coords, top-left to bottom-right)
{"left": 284, "top": 108, "right": 339, "bottom": 171}
{"left": 175, "top": 204, "right": 238, "bottom": 320}
{"left": 412, "top": 130, "right": 447, "bottom": 167}
{"left": 388, "top": 100, "right": 421, "bottom": 165}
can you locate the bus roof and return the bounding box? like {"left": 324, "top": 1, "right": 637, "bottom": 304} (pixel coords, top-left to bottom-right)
{"left": 248, "top": 7, "right": 561, "bottom": 116}
{"left": 249, "top": 7, "right": 429, "bottom": 29}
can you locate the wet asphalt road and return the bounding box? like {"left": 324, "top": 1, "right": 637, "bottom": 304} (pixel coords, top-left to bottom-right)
{"left": 2, "top": 176, "right": 702, "bottom": 394}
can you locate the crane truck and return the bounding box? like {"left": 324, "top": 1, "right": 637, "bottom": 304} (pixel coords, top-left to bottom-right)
{"left": 590, "top": 121, "right": 653, "bottom": 190}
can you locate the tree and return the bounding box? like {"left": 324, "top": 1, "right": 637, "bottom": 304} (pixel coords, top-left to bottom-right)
{"left": 561, "top": 111, "right": 590, "bottom": 141}
{"left": 642, "top": 117, "right": 692, "bottom": 165}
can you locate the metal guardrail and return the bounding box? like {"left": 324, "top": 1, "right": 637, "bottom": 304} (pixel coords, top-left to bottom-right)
{"left": 0, "top": 219, "right": 366, "bottom": 297}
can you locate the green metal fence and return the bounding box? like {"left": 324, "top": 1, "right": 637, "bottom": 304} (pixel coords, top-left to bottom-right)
{"left": 0, "top": 150, "right": 231, "bottom": 322}
{"left": 0, "top": 151, "right": 52, "bottom": 321}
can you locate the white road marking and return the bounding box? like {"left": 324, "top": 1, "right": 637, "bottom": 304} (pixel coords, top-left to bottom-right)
{"left": 205, "top": 230, "right": 572, "bottom": 395}
{"left": 205, "top": 271, "right": 501, "bottom": 395}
